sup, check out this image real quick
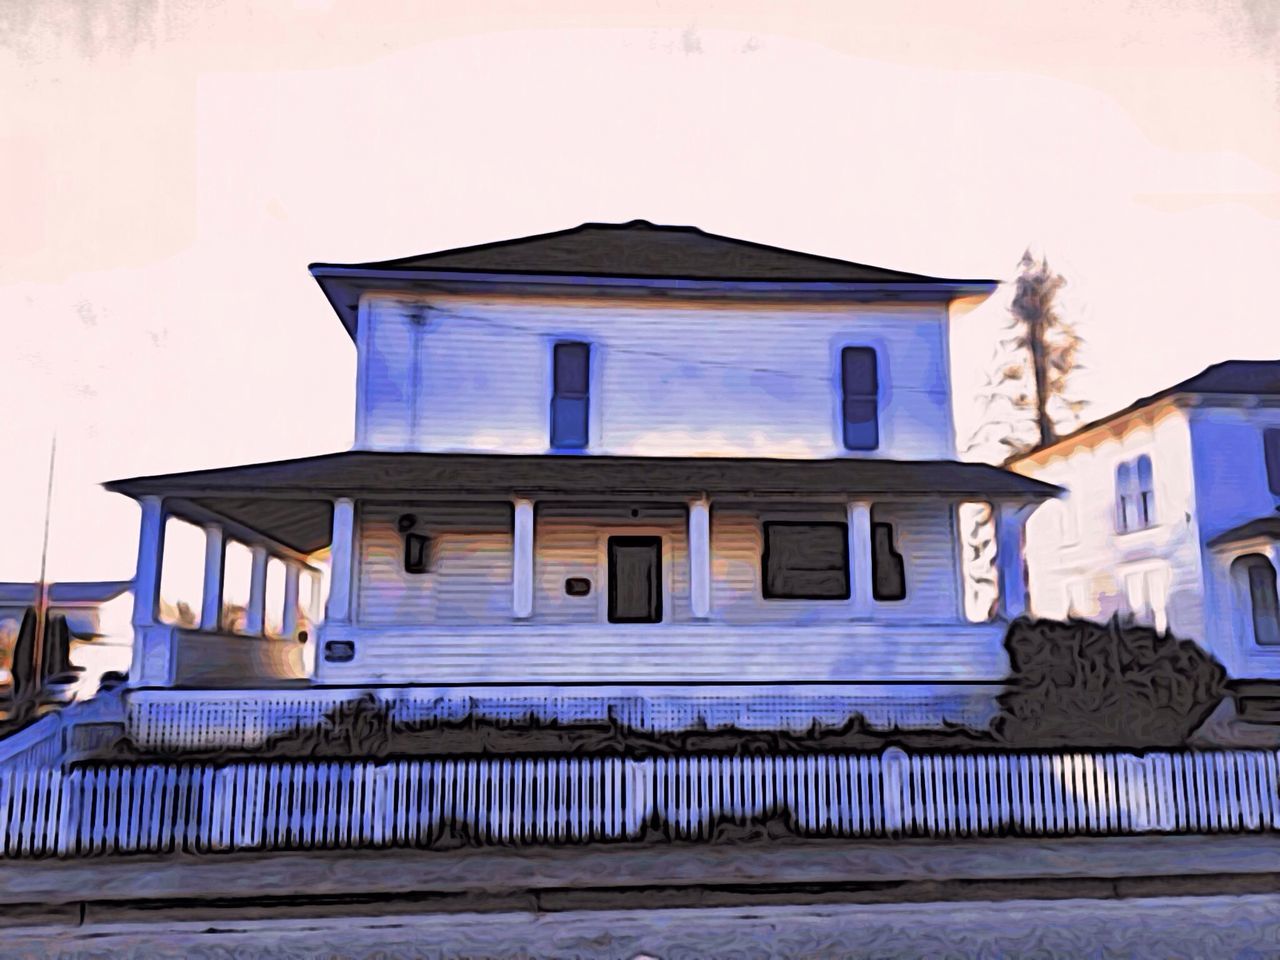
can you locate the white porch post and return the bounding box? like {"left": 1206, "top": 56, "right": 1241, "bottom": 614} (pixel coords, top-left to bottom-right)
{"left": 199, "top": 523, "right": 224, "bottom": 632}
{"left": 513, "top": 498, "right": 535, "bottom": 619}
{"left": 325, "top": 497, "right": 356, "bottom": 624}
{"left": 995, "top": 501, "right": 1029, "bottom": 620}
{"left": 688, "top": 497, "right": 712, "bottom": 619}
{"left": 244, "top": 545, "right": 269, "bottom": 635}
{"left": 282, "top": 561, "right": 301, "bottom": 637}
{"left": 130, "top": 495, "right": 169, "bottom": 684}
{"left": 309, "top": 570, "right": 323, "bottom": 624}
{"left": 848, "top": 500, "right": 874, "bottom": 617}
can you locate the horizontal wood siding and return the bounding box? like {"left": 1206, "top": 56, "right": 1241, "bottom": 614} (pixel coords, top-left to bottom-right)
{"left": 535, "top": 503, "right": 690, "bottom": 624}
{"left": 3, "top": 750, "right": 1277, "bottom": 857}
{"left": 356, "top": 292, "right": 954, "bottom": 459}
{"left": 356, "top": 502, "right": 512, "bottom": 626}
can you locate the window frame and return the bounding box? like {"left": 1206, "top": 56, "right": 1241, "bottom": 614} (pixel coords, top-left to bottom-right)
{"left": 550, "top": 340, "right": 591, "bottom": 450}
{"left": 840, "top": 346, "right": 880, "bottom": 452}
{"left": 761, "top": 520, "right": 851, "bottom": 601}
{"left": 870, "top": 520, "right": 907, "bottom": 602}
{"left": 1264, "top": 428, "right": 1280, "bottom": 497}
{"left": 1234, "top": 553, "right": 1280, "bottom": 647}
{"left": 1115, "top": 454, "right": 1156, "bottom": 534}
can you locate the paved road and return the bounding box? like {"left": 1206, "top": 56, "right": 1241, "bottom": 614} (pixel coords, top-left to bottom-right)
{"left": 5, "top": 893, "right": 1280, "bottom": 959}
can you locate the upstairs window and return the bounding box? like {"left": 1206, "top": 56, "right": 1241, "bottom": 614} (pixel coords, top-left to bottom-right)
{"left": 1115, "top": 454, "right": 1155, "bottom": 533}
{"left": 762, "top": 522, "right": 850, "bottom": 600}
{"left": 551, "top": 342, "right": 590, "bottom": 449}
{"left": 1265, "top": 429, "right": 1280, "bottom": 496}
{"left": 841, "top": 347, "right": 879, "bottom": 451}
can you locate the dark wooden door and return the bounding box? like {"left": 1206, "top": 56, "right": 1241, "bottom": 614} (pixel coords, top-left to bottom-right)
{"left": 607, "top": 536, "right": 662, "bottom": 623}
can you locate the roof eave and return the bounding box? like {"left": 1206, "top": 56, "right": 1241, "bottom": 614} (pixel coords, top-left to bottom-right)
{"left": 310, "top": 266, "right": 999, "bottom": 341}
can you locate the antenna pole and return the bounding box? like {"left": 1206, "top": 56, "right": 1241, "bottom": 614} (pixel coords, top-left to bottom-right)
{"left": 31, "top": 435, "right": 56, "bottom": 710}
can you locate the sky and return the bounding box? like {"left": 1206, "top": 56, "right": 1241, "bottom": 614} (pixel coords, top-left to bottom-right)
{"left": 1, "top": 0, "right": 1278, "bottom": 584}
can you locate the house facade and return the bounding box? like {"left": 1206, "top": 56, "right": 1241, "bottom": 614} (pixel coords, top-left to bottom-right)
{"left": 106, "top": 221, "right": 1055, "bottom": 729}
{"left": 1010, "top": 360, "right": 1280, "bottom": 679}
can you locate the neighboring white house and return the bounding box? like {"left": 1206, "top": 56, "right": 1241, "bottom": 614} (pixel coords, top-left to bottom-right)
{"left": 1010, "top": 360, "right": 1280, "bottom": 679}
{"left": 104, "top": 221, "right": 1056, "bottom": 729}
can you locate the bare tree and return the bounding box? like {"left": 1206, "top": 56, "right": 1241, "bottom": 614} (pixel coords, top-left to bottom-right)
{"left": 968, "top": 249, "right": 1085, "bottom": 463}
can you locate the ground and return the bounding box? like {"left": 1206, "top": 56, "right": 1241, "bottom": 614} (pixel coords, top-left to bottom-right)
{"left": 3, "top": 894, "right": 1279, "bottom": 958}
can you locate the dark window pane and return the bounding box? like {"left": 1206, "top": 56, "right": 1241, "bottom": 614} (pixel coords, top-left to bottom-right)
{"left": 554, "top": 342, "right": 590, "bottom": 395}
{"left": 1265, "top": 429, "right": 1280, "bottom": 496}
{"left": 843, "top": 398, "right": 879, "bottom": 450}
{"left": 762, "top": 522, "right": 849, "bottom": 600}
{"left": 842, "top": 347, "right": 878, "bottom": 394}
{"left": 1247, "top": 560, "right": 1280, "bottom": 646}
{"left": 1136, "top": 454, "right": 1153, "bottom": 488}
{"left": 871, "top": 522, "right": 906, "bottom": 601}
{"left": 551, "top": 396, "right": 588, "bottom": 449}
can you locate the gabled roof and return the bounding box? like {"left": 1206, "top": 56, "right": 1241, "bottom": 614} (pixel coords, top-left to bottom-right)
{"left": 1010, "top": 359, "right": 1280, "bottom": 466}
{"left": 310, "top": 221, "right": 998, "bottom": 339}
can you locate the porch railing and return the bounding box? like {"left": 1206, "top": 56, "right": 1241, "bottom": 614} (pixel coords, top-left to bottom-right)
{"left": 1, "top": 748, "right": 1277, "bottom": 858}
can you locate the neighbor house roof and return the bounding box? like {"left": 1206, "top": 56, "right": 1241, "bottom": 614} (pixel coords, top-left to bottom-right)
{"left": 1208, "top": 515, "right": 1280, "bottom": 548}
{"left": 1010, "top": 359, "right": 1280, "bottom": 467}
{"left": 310, "top": 221, "right": 999, "bottom": 339}
{"left": 0, "top": 581, "right": 132, "bottom": 606}
{"left": 106, "top": 451, "right": 1059, "bottom": 554}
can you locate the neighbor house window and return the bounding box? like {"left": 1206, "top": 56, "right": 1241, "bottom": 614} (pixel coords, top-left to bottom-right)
{"left": 762, "top": 522, "right": 850, "bottom": 600}
{"left": 551, "top": 341, "right": 590, "bottom": 449}
{"left": 1265, "top": 429, "right": 1280, "bottom": 496}
{"left": 1234, "top": 554, "right": 1280, "bottom": 647}
{"left": 1115, "top": 454, "right": 1155, "bottom": 533}
{"left": 841, "top": 347, "right": 879, "bottom": 451}
{"left": 871, "top": 521, "right": 907, "bottom": 601}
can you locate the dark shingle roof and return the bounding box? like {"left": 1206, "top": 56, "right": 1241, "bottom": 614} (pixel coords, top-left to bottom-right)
{"left": 1208, "top": 515, "right": 1280, "bottom": 548}
{"left": 310, "top": 220, "right": 992, "bottom": 285}
{"left": 1011, "top": 360, "right": 1280, "bottom": 464}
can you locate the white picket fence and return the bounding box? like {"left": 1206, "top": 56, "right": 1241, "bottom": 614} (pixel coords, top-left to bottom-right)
{"left": 0, "top": 749, "right": 1277, "bottom": 858}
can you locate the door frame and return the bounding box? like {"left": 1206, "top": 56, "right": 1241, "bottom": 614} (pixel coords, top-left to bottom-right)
{"left": 595, "top": 527, "right": 673, "bottom": 625}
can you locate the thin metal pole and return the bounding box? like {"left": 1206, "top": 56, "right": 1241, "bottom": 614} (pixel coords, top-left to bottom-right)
{"left": 31, "top": 435, "right": 57, "bottom": 705}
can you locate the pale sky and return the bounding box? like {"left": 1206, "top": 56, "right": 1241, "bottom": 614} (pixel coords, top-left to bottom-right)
{"left": 1, "top": 0, "right": 1278, "bottom": 583}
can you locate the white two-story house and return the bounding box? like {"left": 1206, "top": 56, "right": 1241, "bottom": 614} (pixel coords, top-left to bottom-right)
{"left": 1011, "top": 360, "right": 1280, "bottom": 680}
{"left": 106, "top": 221, "right": 1055, "bottom": 731}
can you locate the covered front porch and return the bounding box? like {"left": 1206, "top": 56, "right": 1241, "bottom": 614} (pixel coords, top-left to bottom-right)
{"left": 108, "top": 451, "right": 1056, "bottom": 722}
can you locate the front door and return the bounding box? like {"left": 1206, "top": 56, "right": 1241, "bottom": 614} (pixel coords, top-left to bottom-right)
{"left": 607, "top": 536, "right": 662, "bottom": 623}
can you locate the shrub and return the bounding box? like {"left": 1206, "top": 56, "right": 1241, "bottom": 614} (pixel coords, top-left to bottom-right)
{"left": 995, "top": 616, "right": 1228, "bottom": 749}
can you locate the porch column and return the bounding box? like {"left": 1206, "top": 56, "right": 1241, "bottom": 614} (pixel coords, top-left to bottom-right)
{"left": 325, "top": 497, "right": 356, "bottom": 624}
{"left": 688, "top": 497, "right": 711, "bottom": 619}
{"left": 513, "top": 497, "right": 535, "bottom": 619}
{"left": 129, "top": 495, "right": 170, "bottom": 684}
{"left": 282, "top": 561, "right": 301, "bottom": 637}
{"left": 848, "top": 500, "right": 874, "bottom": 617}
{"left": 995, "top": 501, "right": 1029, "bottom": 620}
{"left": 244, "top": 545, "right": 269, "bottom": 635}
{"left": 199, "top": 523, "right": 225, "bottom": 631}
{"left": 309, "top": 570, "right": 323, "bottom": 624}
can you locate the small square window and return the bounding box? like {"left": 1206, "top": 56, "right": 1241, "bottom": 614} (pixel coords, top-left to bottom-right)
{"left": 762, "top": 521, "right": 850, "bottom": 600}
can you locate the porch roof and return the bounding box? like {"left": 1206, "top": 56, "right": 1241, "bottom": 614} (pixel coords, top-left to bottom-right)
{"left": 105, "top": 451, "right": 1058, "bottom": 554}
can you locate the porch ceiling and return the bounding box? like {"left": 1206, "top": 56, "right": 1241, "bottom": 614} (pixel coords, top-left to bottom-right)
{"left": 106, "top": 450, "right": 1060, "bottom": 507}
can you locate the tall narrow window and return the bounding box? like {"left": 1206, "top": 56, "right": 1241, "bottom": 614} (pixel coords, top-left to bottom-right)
{"left": 841, "top": 347, "right": 879, "bottom": 451}
{"left": 551, "top": 342, "right": 590, "bottom": 449}
{"left": 1115, "top": 455, "right": 1155, "bottom": 533}
{"left": 1265, "top": 429, "right": 1280, "bottom": 496}
{"left": 871, "top": 522, "right": 906, "bottom": 601}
